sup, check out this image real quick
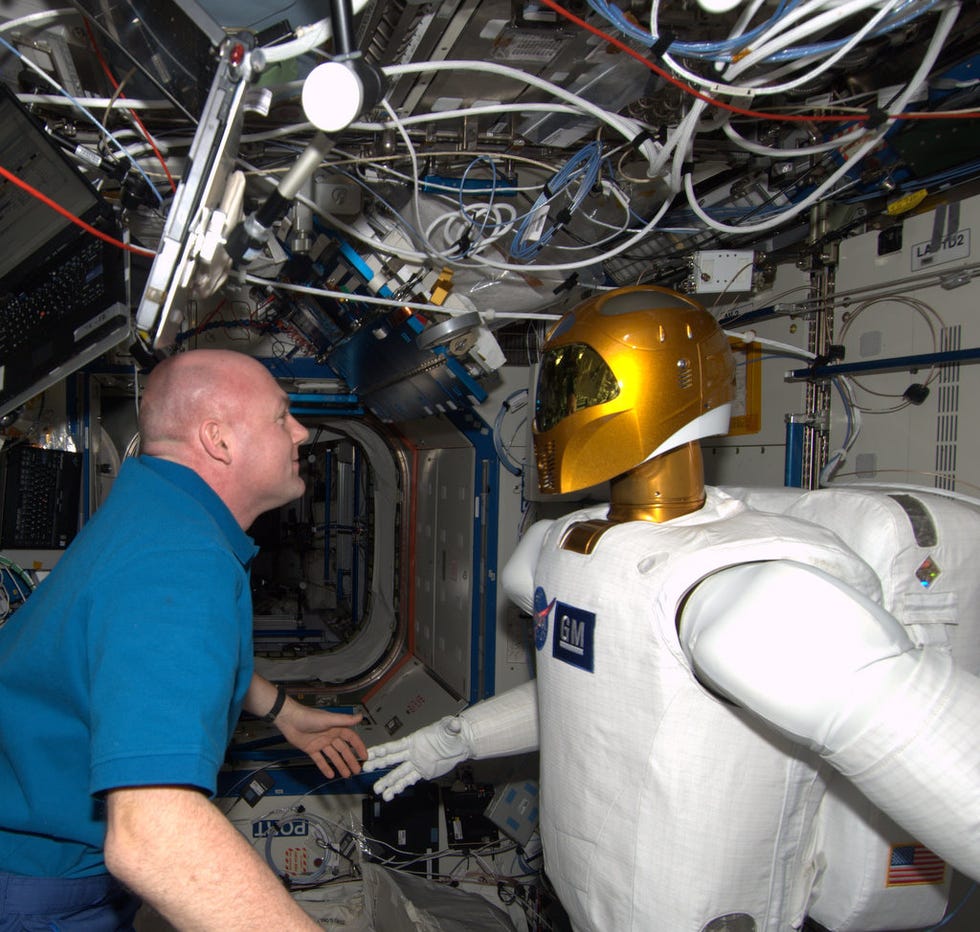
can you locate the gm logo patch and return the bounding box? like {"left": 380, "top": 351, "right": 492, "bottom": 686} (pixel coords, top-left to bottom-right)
{"left": 552, "top": 601, "right": 595, "bottom": 672}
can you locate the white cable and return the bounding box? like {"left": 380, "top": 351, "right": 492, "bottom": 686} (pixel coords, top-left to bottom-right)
{"left": 663, "top": 107, "right": 703, "bottom": 193}
{"left": 248, "top": 145, "right": 670, "bottom": 277}
{"left": 257, "top": 0, "right": 373, "bottom": 64}
{"left": 820, "top": 375, "right": 863, "bottom": 485}
{"left": 723, "top": 329, "right": 816, "bottom": 361}
{"left": 660, "top": 0, "right": 920, "bottom": 184}
{"left": 661, "top": 0, "right": 901, "bottom": 98}
{"left": 353, "top": 101, "right": 598, "bottom": 131}
{"left": 672, "top": 0, "right": 894, "bottom": 143}
{"left": 379, "top": 98, "right": 433, "bottom": 259}
{"left": 681, "top": 1, "right": 960, "bottom": 235}
{"left": 374, "top": 64, "right": 677, "bottom": 273}
{"left": 725, "top": 0, "right": 896, "bottom": 76}
{"left": 725, "top": 0, "right": 771, "bottom": 46}
{"left": 542, "top": 180, "right": 635, "bottom": 252}
{"left": 258, "top": 20, "right": 330, "bottom": 64}
{"left": 721, "top": 120, "right": 865, "bottom": 158}
{"left": 425, "top": 203, "right": 518, "bottom": 256}
{"left": 381, "top": 60, "right": 660, "bottom": 174}
{"left": 837, "top": 295, "right": 944, "bottom": 413}
{"left": 245, "top": 273, "right": 563, "bottom": 321}
{"left": 18, "top": 94, "right": 173, "bottom": 111}
{"left": 460, "top": 196, "right": 671, "bottom": 274}
{"left": 0, "top": 21, "right": 165, "bottom": 201}
{"left": 0, "top": 7, "right": 74, "bottom": 35}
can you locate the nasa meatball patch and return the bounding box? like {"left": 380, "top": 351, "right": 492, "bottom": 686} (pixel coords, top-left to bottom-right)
{"left": 552, "top": 601, "right": 595, "bottom": 672}
{"left": 533, "top": 586, "right": 551, "bottom": 651}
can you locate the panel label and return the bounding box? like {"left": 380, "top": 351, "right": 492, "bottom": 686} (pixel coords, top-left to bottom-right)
{"left": 252, "top": 818, "right": 308, "bottom": 838}
{"left": 910, "top": 228, "right": 970, "bottom": 271}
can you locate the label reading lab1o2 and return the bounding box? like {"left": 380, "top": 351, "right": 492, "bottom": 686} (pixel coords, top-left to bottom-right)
{"left": 910, "top": 228, "right": 971, "bottom": 271}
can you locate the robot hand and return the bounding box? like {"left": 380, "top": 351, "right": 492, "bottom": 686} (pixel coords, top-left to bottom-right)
{"left": 363, "top": 716, "right": 474, "bottom": 801}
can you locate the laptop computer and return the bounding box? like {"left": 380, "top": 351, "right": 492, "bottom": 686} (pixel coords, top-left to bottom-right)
{"left": 0, "top": 82, "right": 130, "bottom": 421}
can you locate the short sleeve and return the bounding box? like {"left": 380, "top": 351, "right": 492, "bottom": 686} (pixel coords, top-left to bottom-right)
{"left": 87, "top": 546, "right": 249, "bottom": 796}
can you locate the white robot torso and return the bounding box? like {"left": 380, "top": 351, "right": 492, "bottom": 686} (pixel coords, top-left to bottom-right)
{"left": 509, "top": 486, "right": 976, "bottom": 932}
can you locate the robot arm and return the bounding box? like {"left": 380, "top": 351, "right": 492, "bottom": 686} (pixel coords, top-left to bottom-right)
{"left": 364, "top": 519, "right": 551, "bottom": 802}
{"left": 679, "top": 560, "right": 980, "bottom": 882}
{"left": 501, "top": 519, "right": 554, "bottom": 614}
{"left": 363, "top": 680, "right": 539, "bottom": 801}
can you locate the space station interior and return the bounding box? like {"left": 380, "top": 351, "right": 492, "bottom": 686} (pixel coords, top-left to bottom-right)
{"left": 0, "top": 0, "right": 979, "bottom": 929}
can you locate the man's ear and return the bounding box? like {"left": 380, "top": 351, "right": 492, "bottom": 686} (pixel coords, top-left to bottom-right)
{"left": 200, "top": 419, "right": 232, "bottom": 464}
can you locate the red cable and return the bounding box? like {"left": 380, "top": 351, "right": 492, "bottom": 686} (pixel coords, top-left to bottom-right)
{"left": 538, "top": 0, "right": 980, "bottom": 124}
{"left": 191, "top": 297, "right": 227, "bottom": 336}
{"left": 0, "top": 164, "right": 156, "bottom": 257}
{"left": 82, "top": 18, "right": 178, "bottom": 193}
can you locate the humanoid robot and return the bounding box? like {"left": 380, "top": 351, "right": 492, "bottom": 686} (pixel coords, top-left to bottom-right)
{"left": 364, "top": 286, "right": 980, "bottom": 932}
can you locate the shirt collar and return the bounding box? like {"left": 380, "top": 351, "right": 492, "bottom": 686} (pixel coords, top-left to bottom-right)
{"left": 137, "top": 455, "right": 260, "bottom": 568}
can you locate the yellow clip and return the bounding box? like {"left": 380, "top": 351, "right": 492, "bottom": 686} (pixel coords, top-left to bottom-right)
{"left": 886, "top": 189, "right": 928, "bottom": 216}
{"left": 430, "top": 268, "right": 454, "bottom": 306}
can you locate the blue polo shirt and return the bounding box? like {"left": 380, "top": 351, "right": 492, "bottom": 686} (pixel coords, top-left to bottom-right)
{"left": 0, "top": 456, "right": 259, "bottom": 877}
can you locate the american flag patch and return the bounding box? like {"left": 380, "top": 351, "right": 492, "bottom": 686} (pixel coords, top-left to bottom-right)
{"left": 886, "top": 844, "right": 947, "bottom": 886}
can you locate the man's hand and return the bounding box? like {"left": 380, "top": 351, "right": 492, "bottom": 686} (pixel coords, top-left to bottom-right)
{"left": 362, "top": 716, "right": 473, "bottom": 801}
{"left": 245, "top": 676, "right": 366, "bottom": 779}
{"left": 276, "top": 706, "right": 367, "bottom": 779}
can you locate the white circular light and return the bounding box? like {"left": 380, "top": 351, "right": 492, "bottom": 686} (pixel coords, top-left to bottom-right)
{"left": 301, "top": 61, "right": 364, "bottom": 133}
{"left": 695, "top": 0, "right": 747, "bottom": 11}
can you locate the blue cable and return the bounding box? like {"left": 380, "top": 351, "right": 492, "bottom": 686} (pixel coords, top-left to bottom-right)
{"left": 924, "top": 882, "right": 976, "bottom": 930}
{"left": 510, "top": 141, "right": 604, "bottom": 260}
{"left": 585, "top": 0, "right": 798, "bottom": 59}
{"left": 494, "top": 389, "right": 528, "bottom": 476}
{"left": 0, "top": 34, "right": 164, "bottom": 204}
{"left": 457, "top": 155, "right": 499, "bottom": 251}
{"left": 585, "top": 0, "right": 943, "bottom": 65}
{"left": 765, "top": 0, "right": 946, "bottom": 64}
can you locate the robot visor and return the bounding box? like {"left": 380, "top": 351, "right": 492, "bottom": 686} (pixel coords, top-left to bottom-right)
{"left": 535, "top": 342, "right": 620, "bottom": 433}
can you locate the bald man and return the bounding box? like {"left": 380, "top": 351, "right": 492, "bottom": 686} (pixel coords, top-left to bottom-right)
{"left": 0, "top": 349, "right": 365, "bottom": 930}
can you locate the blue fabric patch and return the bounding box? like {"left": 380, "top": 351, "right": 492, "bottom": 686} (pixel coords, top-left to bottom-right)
{"left": 533, "top": 586, "right": 551, "bottom": 651}
{"left": 552, "top": 601, "right": 595, "bottom": 672}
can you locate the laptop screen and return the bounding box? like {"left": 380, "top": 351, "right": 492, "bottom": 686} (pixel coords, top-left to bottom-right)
{"left": 0, "top": 99, "right": 98, "bottom": 280}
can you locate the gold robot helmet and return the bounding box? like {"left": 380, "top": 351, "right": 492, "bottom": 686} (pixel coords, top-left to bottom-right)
{"left": 533, "top": 286, "right": 736, "bottom": 494}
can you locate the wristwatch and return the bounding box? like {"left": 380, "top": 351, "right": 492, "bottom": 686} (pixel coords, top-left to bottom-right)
{"left": 262, "top": 683, "right": 288, "bottom": 723}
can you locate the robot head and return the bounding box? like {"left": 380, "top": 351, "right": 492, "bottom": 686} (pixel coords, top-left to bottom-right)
{"left": 533, "top": 286, "right": 736, "bottom": 494}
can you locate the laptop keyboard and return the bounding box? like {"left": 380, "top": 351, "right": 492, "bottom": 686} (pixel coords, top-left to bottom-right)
{"left": 0, "top": 237, "right": 107, "bottom": 359}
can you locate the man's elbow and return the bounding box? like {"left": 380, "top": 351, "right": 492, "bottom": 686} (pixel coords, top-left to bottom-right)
{"left": 104, "top": 803, "right": 149, "bottom": 888}
{"left": 103, "top": 785, "right": 192, "bottom": 891}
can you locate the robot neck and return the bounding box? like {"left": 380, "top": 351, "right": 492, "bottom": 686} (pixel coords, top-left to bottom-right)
{"left": 607, "top": 442, "right": 707, "bottom": 524}
{"left": 558, "top": 442, "right": 707, "bottom": 554}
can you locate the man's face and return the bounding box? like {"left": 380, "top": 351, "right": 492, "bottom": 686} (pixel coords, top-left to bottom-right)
{"left": 233, "top": 369, "right": 309, "bottom": 515}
